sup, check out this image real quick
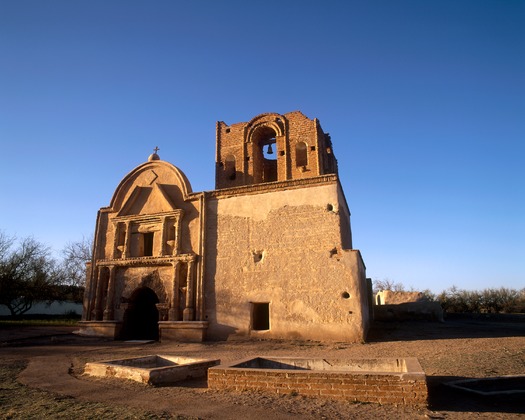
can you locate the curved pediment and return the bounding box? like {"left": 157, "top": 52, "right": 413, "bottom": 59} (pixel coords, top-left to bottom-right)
{"left": 118, "top": 184, "right": 182, "bottom": 216}
{"left": 109, "top": 160, "right": 193, "bottom": 214}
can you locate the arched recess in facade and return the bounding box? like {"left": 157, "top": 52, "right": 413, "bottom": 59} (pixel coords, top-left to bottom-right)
{"left": 244, "top": 113, "right": 288, "bottom": 184}
{"left": 121, "top": 286, "right": 160, "bottom": 340}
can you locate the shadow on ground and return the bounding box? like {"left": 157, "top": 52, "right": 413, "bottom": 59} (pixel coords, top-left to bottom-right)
{"left": 427, "top": 375, "right": 525, "bottom": 415}
{"left": 367, "top": 313, "right": 525, "bottom": 342}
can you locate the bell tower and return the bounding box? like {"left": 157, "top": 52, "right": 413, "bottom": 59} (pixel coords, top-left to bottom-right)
{"left": 215, "top": 111, "right": 338, "bottom": 189}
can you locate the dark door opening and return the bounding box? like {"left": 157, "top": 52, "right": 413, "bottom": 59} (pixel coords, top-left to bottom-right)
{"left": 251, "top": 302, "right": 270, "bottom": 331}
{"left": 121, "top": 287, "right": 159, "bottom": 340}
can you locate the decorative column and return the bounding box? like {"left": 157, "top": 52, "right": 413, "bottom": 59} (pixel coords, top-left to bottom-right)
{"left": 160, "top": 216, "right": 168, "bottom": 256}
{"left": 103, "top": 265, "right": 116, "bottom": 320}
{"left": 123, "top": 221, "right": 131, "bottom": 258}
{"left": 112, "top": 223, "right": 120, "bottom": 259}
{"left": 168, "top": 261, "right": 180, "bottom": 321}
{"left": 183, "top": 258, "right": 195, "bottom": 321}
{"left": 172, "top": 215, "right": 182, "bottom": 256}
{"left": 93, "top": 266, "right": 104, "bottom": 320}
{"left": 82, "top": 264, "right": 94, "bottom": 321}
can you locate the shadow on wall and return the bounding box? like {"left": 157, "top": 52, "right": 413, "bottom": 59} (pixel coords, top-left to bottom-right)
{"left": 203, "top": 197, "right": 238, "bottom": 341}
{"left": 374, "top": 302, "right": 444, "bottom": 323}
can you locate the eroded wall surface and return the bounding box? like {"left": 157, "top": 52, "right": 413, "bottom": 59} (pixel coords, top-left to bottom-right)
{"left": 80, "top": 111, "right": 370, "bottom": 342}
{"left": 205, "top": 179, "right": 369, "bottom": 342}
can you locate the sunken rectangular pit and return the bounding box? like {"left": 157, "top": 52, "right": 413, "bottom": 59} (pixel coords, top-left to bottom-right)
{"left": 446, "top": 375, "right": 525, "bottom": 396}
{"left": 84, "top": 355, "right": 220, "bottom": 386}
{"left": 208, "top": 357, "right": 427, "bottom": 406}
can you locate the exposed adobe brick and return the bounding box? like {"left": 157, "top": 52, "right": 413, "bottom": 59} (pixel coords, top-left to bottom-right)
{"left": 309, "top": 383, "right": 332, "bottom": 390}
{"left": 338, "top": 383, "right": 358, "bottom": 391}
{"left": 215, "top": 112, "right": 338, "bottom": 189}
{"left": 319, "top": 389, "right": 344, "bottom": 396}
{"left": 245, "top": 370, "right": 269, "bottom": 376}
{"left": 208, "top": 358, "right": 428, "bottom": 407}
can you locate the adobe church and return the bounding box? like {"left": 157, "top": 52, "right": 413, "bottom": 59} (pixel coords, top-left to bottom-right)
{"left": 79, "top": 111, "right": 371, "bottom": 342}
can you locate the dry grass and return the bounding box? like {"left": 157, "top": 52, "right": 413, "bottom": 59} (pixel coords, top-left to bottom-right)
{"left": 0, "top": 360, "right": 192, "bottom": 419}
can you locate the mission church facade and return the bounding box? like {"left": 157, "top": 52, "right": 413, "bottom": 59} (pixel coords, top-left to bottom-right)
{"left": 79, "top": 111, "right": 371, "bottom": 342}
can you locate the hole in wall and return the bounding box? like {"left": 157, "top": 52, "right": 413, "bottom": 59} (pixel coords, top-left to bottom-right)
{"left": 341, "top": 291, "right": 350, "bottom": 299}
{"left": 225, "top": 128, "right": 230, "bottom": 133}
{"left": 327, "top": 204, "right": 334, "bottom": 212}
{"left": 329, "top": 248, "right": 338, "bottom": 257}
{"left": 253, "top": 250, "right": 264, "bottom": 263}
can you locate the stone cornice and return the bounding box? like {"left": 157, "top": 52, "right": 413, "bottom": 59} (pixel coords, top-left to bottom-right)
{"left": 112, "top": 210, "right": 183, "bottom": 222}
{"left": 204, "top": 174, "right": 339, "bottom": 199}
{"left": 96, "top": 254, "right": 197, "bottom": 267}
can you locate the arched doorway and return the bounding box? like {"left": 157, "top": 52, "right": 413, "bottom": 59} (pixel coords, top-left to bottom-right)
{"left": 121, "top": 287, "right": 159, "bottom": 340}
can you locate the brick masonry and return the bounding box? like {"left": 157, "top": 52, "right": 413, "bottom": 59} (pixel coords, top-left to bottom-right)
{"left": 80, "top": 111, "right": 371, "bottom": 344}
{"left": 208, "top": 358, "right": 428, "bottom": 407}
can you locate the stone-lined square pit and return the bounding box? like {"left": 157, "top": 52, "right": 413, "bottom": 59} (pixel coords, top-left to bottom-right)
{"left": 84, "top": 355, "right": 220, "bottom": 386}
{"left": 208, "top": 356, "right": 427, "bottom": 406}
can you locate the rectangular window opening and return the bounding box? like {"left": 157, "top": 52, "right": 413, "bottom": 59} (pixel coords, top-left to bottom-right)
{"left": 143, "top": 232, "right": 154, "bottom": 257}
{"left": 251, "top": 302, "right": 270, "bottom": 331}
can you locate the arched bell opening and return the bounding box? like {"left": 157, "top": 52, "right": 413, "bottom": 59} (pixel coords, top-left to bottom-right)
{"left": 251, "top": 126, "right": 278, "bottom": 184}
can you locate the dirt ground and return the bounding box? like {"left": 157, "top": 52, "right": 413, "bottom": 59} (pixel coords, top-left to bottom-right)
{"left": 0, "top": 314, "right": 524, "bottom": 419}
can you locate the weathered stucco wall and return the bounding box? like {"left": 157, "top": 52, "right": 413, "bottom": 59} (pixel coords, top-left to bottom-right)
{"left": 80, "top": 112, "right": 369, "bottom": 343}
{"left": 205, "top": 180, "right": 369, "bottom": 342}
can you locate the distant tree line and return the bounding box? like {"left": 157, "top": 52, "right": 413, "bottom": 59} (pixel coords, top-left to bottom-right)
{"left": 373, "top": 278, "right": 525, "bottom": 314}
{"left": 2, "top": 232, "right": 523, "bottom": 317}
{"left": 0, "top": 232, "right": 91, "bottom": 317}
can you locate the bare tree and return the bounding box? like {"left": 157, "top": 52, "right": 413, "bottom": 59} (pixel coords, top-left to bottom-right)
{"left": 0, "top": 233, "right": 65, "bottom": 316}
{"left": 61, "top": 235, "right": 93, "bottom": 288}
{"left": 372, "top": 278, "right": 406, "bottom": 294}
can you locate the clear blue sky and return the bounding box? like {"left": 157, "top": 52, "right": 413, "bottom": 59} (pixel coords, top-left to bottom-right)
{"left": 1, "top": 0, "right": 523, "bottom": 293}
